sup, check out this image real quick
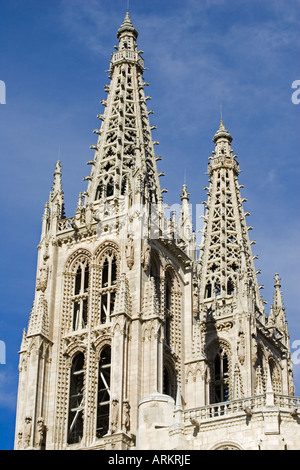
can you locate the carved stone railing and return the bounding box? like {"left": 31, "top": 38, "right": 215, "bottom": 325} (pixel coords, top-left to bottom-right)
{"left": 184, "top": 396, "right": 266, "bottom": 424}
{"left": 111, "top": 50, "right": 144, "bottom": 69}
{"left": 184, "top": 393, "right": 300, "bottom": 425}
{"left": 274, "top": 394, "right": 300, "bottom": 409}
{"left": 57, "top": 217, "right": 75, "bottom": 233}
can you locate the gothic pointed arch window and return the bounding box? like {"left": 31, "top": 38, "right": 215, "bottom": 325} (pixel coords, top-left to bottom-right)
{"left": 163, "top": 362, "right": 177, "bottom": 400}
{"left": 99, "top": 251, "right": 118, "bottom": 324}
{"left": 106, "top": 177, "right": 114, "bottom": 197}
{"left": 212, "top": 347, "right": 230, "bottom": 403}
{"left": 215, "top": 278, "right": 221, "bottom": 297}
{"left": 72, "top": 260, "right": 89, "bottom": 330}
{"left": 96, "top": 346, "right": 111, "bottom": 438}
{"left": 95, "top": 182, "right": 103, "bottom": 201}
{"left": 205, "top": 281, "right": 212, "bottom": 299}
{"left": 165, "top": 271, "right": 173, "bottom": 347}
{"left": 67, "top": 353, "right": 85, "bottom": 444}
{"left": 227, "top": 277, "right": 235, "bottom": 295}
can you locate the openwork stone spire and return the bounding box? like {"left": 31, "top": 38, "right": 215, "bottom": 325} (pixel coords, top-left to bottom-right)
{"left": 198, "top": 120, "right": 265, "bottom": 316}
{"left": 83, "top": 12, "right": 162, "bottom": 212}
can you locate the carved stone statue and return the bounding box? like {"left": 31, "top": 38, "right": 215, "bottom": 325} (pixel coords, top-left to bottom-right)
{"left": 17, "top": 432, "right": 23, "bottom": 450}
{"left": 126, "top": 235, "right": 134, "bottom": 270}
{"left": 23, "top": 416, "right": 32, "bottom": 448}
{"left": 122, "top": 399, "right": 131, "bottom": 433}
{"left": 141, "top": 240, "right": 151, "bottom": 272}
{"left": 36, "top": 264, "right": 48, "bottom": 292}
{"left": 37, "top": 417, "right": 45, "bottom": 450}
{"left": 110, "top": 398, "right": 119, "bottom": 434}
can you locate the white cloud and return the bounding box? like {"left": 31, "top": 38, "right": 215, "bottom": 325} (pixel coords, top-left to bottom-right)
{"left": 0, "top": 368, "right": 18, "bottom": 411}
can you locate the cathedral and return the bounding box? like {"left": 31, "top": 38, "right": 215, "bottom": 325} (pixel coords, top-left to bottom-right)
{"left": 15, "top": 12, "right": 300, "bottom": 451}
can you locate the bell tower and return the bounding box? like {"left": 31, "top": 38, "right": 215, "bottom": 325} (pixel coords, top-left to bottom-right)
{"left": 186, "top": 119, "right": 295, "bottom": 410}
{"left": 15, "top": 11, "right": 300, "bottom": 452}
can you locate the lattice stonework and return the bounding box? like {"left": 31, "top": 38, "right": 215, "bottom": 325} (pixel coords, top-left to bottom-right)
{"left": 15, "top": 12, "right": 299, "bottom": 452}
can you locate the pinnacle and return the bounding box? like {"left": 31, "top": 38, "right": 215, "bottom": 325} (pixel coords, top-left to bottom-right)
{"left": 117, "top": 10, "right": 138, "bottom": 39}
{"left": 180, "top": 183, "right": 190, "bottom": 201}
{"left": 52, "top": 160, "right": 62, "bottom": 193}
{"left": 219, "top": 119, "right": 226, "bottom": 131}
{"left": 213, "top": 118, "right": 233, "bottom": 144}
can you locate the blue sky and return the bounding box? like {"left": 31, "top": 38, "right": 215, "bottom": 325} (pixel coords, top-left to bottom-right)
{"left": 0, "top": 0, "right": 299, "bottom": 450}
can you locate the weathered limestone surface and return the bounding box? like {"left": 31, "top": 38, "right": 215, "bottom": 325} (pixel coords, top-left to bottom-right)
{"left": 14, "top": 12, "right": 300, "bottom": 451}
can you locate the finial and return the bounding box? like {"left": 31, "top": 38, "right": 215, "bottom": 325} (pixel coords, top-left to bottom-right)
{"left": 51, "top": 160, "right": 63, "bottom": 193}
{"left": 180, "top": 183, "right": 190, "bottom": 201}
{"left": 213, "top": 117, "right": 232, "bottom": 144}
{"left": 117, "top": 9, "right": 138, "bottom": 39}
{"left": 274, "top": 273, "right": 281, "bottom": 287}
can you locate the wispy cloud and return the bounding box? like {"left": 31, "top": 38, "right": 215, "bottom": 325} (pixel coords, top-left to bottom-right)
{"left": 0, "top": 368, "right": 18, "bottom": 411}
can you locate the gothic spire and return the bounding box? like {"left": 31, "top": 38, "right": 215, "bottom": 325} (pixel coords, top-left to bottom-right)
{"left": 83, "top": 11, "right": 162, "bottom": 217}
{"left": 273, "top": 273, "right": 284, "bottom": 310}
{"left": 269, "top": 273, "right": 287, "bottom": 334}
{"left": 198, "top": 120, "right": 265, "bottom": 317}
{"left": 49, "top": 160, "right": 65, "bottom": 219}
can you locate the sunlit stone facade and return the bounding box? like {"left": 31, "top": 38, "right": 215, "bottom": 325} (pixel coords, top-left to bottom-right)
{"left": 15, "top": 12, "right": 300, "bottom": 451}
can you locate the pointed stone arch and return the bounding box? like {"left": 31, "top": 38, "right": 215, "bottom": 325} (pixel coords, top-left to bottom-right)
{"left": 94, "top": 241, "right": 120, "bottom": 265}
{"left": 206, "top": 338, "right": 232, "bottom": 404}
{"left": 63, "top": 341, "right": 86, "bottom": 365}
{"left": 65, "top": 248, "right": 92, "bottom": 273}
{"left": 92, "top": 335, "right": 112, "bottom": 360}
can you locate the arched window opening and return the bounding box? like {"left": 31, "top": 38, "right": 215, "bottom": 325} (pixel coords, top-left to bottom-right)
{"left": 84, "top": 265, "right": 89, "bottom": 292}
{"left": 75, "top": 266, "right": 82, "bottom": 295}
{"left": 102, "top": 260, "right": 109, "bottom": 288}
{"left": 111, "top": 257, "right": 117, "bottom": 285}
{"left": 95, "top": 183, "right": 103, "bottom": 201}
{"left": 72, "top": 261, "right": 89, "bottom": 330}
{"left": 163, "top": 365, "right": 176, "bottom": 400}
{"left": 100, "top": 253, "right": 118, "bottom": 324}
{"left": 166, "top": 279, "right": 172, "bottom": 311}
{"left": 213, "top": 349, "right": 229, "bottom": 403}
{"left": 67, "top": 353, "right": 85, "bottom": 445}
{"left": 121, "top": 176, "right": 127, "bottom": 196}
{"left": 96, "top": 347, "right": 111, "bottom": 438}
{"left": 205, "top": 282, "right": 212, "bottom": 299}
{"left": 165, "top": 314, "right": 171, "bottom": 347}
{"left": 227, "top": 278, "right": 235, "bottom": 295}
{"left": 215, "top": 280, "right": 221, "bottom": 297}
{"left": 106, "top": 178, "right": 114, "bottom": 197}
